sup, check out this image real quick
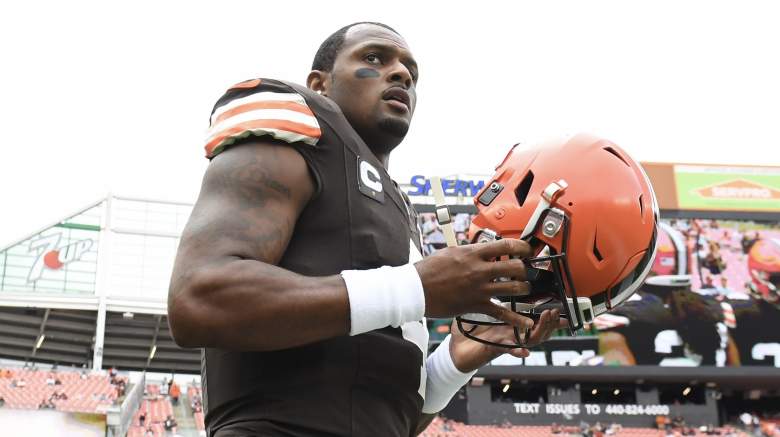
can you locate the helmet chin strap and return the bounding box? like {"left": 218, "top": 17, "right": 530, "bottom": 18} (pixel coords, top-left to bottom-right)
{"left": 430, "top": 176, "right": 459, "bottom": 248}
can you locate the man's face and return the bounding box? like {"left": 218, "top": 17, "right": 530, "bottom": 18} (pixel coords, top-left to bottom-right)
{"left": 325, "top": 24, "right": 418, "bottom": 153}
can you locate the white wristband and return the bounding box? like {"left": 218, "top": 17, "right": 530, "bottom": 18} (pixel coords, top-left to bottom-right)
{"left": 341, "top": 264, "right": 425, "bottom": 336}
{"left": 422, "top": 335, "right": 477, "bottom": 414}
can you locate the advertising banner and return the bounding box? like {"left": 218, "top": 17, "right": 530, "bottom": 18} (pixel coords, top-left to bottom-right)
{"left": 674, "top": 165, "right": 780, "bottom": 212}
{"left": 0, "top": 202, "right": 103, "bottom": 296}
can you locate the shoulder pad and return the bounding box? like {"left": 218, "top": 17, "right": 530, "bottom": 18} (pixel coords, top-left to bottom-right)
{"left": 204, "top": 78, "right": 321, "bottom": 159}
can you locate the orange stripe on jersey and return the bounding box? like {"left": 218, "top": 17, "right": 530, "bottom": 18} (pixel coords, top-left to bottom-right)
{"left": 228, "top": 78, "right": 262, "bottom": 90}
{"left": 214, "top": 101, "right": 315, "bottom": 126}
{"left": 205, "top": 119, "right": 322, "bottom": 156}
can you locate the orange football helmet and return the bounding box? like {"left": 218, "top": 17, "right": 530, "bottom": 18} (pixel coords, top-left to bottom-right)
{"left": 747, "top": 238, "right": 780, "bottom": 306}
{"left": 650, "top": 222, "right": 689, "bottom": 277}
{"left": 460, "top": 133, "right": 659, "bottom": 347}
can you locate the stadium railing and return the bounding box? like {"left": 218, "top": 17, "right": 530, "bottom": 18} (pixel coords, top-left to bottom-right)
{"left": 106, "top": 371, "right": 145, "bottom": 437}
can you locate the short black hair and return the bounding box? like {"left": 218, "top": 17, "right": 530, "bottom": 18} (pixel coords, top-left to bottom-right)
{"left": 311, "top": 22, "right": 401, "bottom": 72}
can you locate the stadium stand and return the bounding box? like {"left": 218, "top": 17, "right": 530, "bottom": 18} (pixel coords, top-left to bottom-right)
{"left": 0, "top": 366, "right": 124, "bottom": 413}
{"left": 125, "top": 384, "right": 176, "bottom": 437}
{"left": 420, "top": 417, "right": 752, "bottom": 437}
{"left": 188, "top": 384, "right": 205, "bottom": 432}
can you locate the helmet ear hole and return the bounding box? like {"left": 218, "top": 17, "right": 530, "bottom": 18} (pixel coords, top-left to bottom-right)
{"left": 514, "top": 170, "right": 535, "bottom": 206}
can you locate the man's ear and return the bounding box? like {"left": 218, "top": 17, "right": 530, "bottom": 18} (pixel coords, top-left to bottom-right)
{"left": 307, "top": 70, "right": 330, "bottom": 96}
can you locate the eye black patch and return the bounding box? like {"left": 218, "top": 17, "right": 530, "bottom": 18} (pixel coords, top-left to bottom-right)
{"left": 355, "top": 68, "right": 380, "bottom": 78}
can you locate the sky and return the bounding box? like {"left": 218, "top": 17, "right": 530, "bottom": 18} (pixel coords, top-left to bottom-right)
{"left": 1, "top": 0, "right": 779, "bottom": 248}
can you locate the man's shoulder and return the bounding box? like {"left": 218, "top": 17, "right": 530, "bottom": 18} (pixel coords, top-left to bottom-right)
{"left": 211, "top": 78, "right": 315, "bottom": 113}
{"left": 205, "top": 78, "right": 324, "bottom": 159}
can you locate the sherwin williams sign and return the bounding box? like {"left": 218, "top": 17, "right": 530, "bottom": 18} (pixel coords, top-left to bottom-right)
{"left": 675, "top": 165, "right": 780, "bottom": 212}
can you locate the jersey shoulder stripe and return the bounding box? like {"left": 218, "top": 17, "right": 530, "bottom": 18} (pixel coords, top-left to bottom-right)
{"left": 204, "top": 79, "right": 322, "bottom": 159}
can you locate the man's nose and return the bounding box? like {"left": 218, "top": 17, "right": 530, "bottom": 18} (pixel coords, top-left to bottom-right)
{"left": 388, "top": 63, "right": 412, "bottom": 89}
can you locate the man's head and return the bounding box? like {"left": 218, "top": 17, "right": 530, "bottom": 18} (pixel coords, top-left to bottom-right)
{"left": 308, "top": 22, "right": 418, "bottom": 160}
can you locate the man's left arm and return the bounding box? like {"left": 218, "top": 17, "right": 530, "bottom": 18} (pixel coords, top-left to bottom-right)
{"left": 415, "top": 309, "right": 564, "bottom": 435}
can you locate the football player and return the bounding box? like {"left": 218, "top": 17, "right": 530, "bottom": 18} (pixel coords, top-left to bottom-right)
{"left": 597, "top": 275, "right": 740, "bottom": 366}
{"left": 167, "top": 22, "right": 563, "bottom": 436}
{"left": 726, "top": 238, "right": 780, "bottom": 366}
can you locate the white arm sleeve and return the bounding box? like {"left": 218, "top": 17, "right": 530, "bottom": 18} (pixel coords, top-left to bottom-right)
{"left": 422, "top": 335, "right": 477, "bottom": 414}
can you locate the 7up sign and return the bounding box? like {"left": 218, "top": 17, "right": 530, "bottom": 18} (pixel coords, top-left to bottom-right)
{"left": 27, "top": 233, "right": 95, "bottom": 283}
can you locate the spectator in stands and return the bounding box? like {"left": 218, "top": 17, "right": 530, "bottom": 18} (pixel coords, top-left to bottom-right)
{"left": 551, "top": 422, "right": 562, "bottom": 434}
{"left": 116, "top": 379, "right": 127, "bottom": 398}
{"left": 80, "top": 365, "right": 88, "bottom": 379}
{"left": 164, "top": 415, "right": 178, "bottom": 432}
{"left": 169, "top": 381, "right": 181, "bottom": 406}
{"left": 139, "top": 411, "right": 147, "bottom": 427}
{"left": 39, "top": 397, "right": 55, "bottom": 409}
{"left": 192, "top": 395, "right": 203, "bottom": 413}
{"left": 751, "top": 412, "right": 761, "bottom": 434}
{"left": 580, "top": 420, "right": 593, "bottom": 437}
{"left": 108, "top": 366, "right": 118, "bottom": 384}
{"left": 46, "top": 373, "right": 56, "bottom": 385}
{"left": 704, "top": 243, "right": 725, "bottom": 275}
{"left": 144, "top": 427, "right": 154, "bottom": 437}
{"left": 0, "top": 396, "right": 5, "bottom": 407}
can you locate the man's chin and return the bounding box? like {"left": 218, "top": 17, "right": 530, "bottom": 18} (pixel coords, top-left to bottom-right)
{"left": 378, "top": 116, "right": 410, "bottom": 139}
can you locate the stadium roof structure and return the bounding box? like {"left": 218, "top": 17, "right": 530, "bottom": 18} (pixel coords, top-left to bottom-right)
{"left": 0, "top": 195, "right": 199, "bottom": 373}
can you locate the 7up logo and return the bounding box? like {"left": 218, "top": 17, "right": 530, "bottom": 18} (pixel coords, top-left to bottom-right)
{"left": 27, "top": 233, "right": 95, "bottom": 283}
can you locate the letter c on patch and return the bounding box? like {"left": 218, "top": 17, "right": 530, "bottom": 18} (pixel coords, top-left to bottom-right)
{"left": 360, "top": 161, "right": 383, "bottom": 193}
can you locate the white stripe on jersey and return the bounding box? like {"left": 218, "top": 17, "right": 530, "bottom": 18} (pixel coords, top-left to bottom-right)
{"left": 210, "top": 91, "right": 309, "bottom": 126}
{"left": 207, "top": 108, "right": 319, "bottom": 140}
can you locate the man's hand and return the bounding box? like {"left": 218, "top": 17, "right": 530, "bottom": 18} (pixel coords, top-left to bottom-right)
{"left": 449, "top": 308, "right": 565, "bottom": 373}
{"left": 415, "top": 239, "right": 535, "bottom": 331}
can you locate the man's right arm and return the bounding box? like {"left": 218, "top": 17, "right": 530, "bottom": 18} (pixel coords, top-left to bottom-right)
{"left": 168, "top": 140, "right": 351, "bottom": 351}
{"left": 168, "top": 141, "right": 536, "bottom": 352}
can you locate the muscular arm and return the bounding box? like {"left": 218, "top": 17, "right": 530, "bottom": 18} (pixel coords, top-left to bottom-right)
{"left": 168, "top": 139, "right": 537, "bottom": 351}
{"left": 168, "top": 141, "right": 351, "bottom": 351}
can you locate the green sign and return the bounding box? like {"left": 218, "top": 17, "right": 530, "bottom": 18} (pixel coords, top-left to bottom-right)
{"left": 674, "top": 165, "right": 780, "bottom": 212}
